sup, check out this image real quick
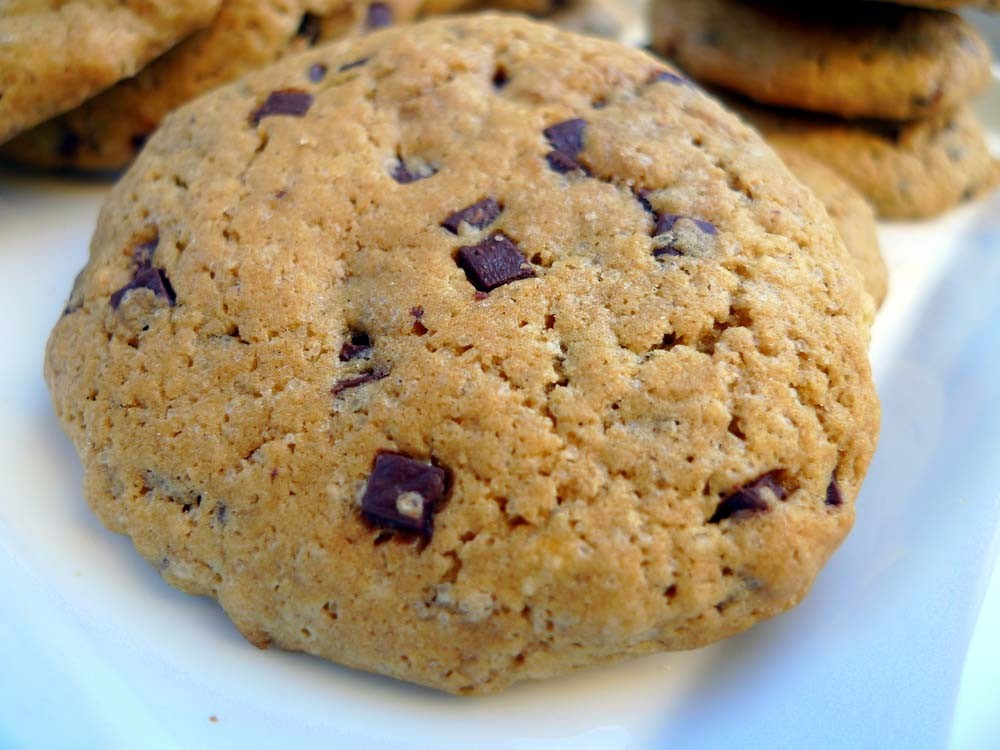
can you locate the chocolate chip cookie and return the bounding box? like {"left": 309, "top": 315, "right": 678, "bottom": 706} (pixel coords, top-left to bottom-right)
{"left": 2, "top": 0, "right": 421, "bottom": 171}
{"left": 47, "top": 15, "right": 879, "bottom": 695}
{"left": 741, "top": 100, "right": 1000, "bottom": 220}
{"left": 0, "top": 0, "right": 223, "bottom": 145}
{"left": 651, "top": 0, "right": 992, "bottom": 121}
{"left": 777, "top": 146, "right": 887, "bottom": 308}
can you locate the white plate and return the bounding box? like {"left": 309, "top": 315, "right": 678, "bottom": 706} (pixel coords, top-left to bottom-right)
{"left": 2, "top": 76, "right": 999, "bottom": 750}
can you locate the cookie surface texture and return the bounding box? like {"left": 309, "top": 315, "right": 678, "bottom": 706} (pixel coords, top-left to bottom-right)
{"left": 650, "top": 0, "right": 991, "bottom": 121}
{"left": 2, "top": 0, "right": 422, "bottom": 170}
{"left": 46, "top": 15, "right": 879, "bottom": 695}
{"left": 0, "top": 0, "right": 222, "bottom": 144}
{"left": 776, "top": 147, "right": 887, "bottom": 308}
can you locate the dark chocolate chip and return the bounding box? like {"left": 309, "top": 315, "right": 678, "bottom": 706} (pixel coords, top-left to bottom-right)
{"left": 441, "top": 197, "right": 502, "bottom": 234}
{"left": 360, "top": 452, "right": 447, "bottom": 537}
{"left": 130, "top": 133, "right": 150, "bottom": 153}
{"left": 365, "top": 2, "right": 393, "bottom": 29}
{"left": 331, "top": 369, "right": 387, "bottom": 396}
{"left": 308, "top": 63, "right": 328, "bottom": 82}
{"left": 390, "top": 157, "right": 435, "bottom": 184}
{"left": 296, "top": 13, "right": 322, "bottom": 45}
{"left": 825, "top": 477, "right": 843, "bottom": 507}
{"left": 133, "top": 235, "right": 159, "bottom": 268}
{"left": 652, "top": 243, "right": 684, "bottom": 258}
{"left": 544, "top": 118, "right": 586, "bottom": 159}
{"left": 250, "top": 89, "right": 314, "bottom": 125}
{"left": 109, "top": 267, "right": 176, "bottom": 309}
{"left": 545, "top": 149, "right": 587, "bottom": 175}
{"left": 651, "top": 70, "right": 686, "bottom": 86}
{"left": 457, "top": 233, "right": 535, "bottom": 292}
{"left": 339, "top": 331, "right": 371, "bottom": 361}
{"left": 653, "top": 213, "right": 717, "bottom": 237}
{"left": 492, "top": 66, "right": 509, "bottom": 89}
{"left": 709, "top": 471, "right": 786, "bottom": 523}
{"left": 338, "top": 57, "right": 369, "bottom": 72}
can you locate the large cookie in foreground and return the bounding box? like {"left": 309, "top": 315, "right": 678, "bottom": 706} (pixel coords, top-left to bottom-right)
{"left": 46, "top": 15, "right": 879, "bottom": 695}
{"left": 650, "top": 0, "right": 991, "bottom": 121}
{"left": 0, "top": 0, "right": 222, "bottom": 144}
{"left": 1, "top": 0, "right": 422, "bottom": 171}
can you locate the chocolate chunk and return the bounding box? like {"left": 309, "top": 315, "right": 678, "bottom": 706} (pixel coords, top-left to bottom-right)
{"left": 250, "top": 89, "right": 314, "bottom": 125}
{"left": 651, "top": 70, "right": 686, "bottom": 86}
{"left": 130, "top": 132, "right": 150, "bottom": 152}
{"left": 653, "top": 213, "right": 717, "bottom": 237}
{"left": 390, "top": 157, "right": 435, "bottom": 184}
{"left": 543, "top": 118, "right": 586, "bottom": 159}
{"left": 308, "top": 63, "right": 328, "bottom": 82}
{"left": 296, "top": 13, "right": 322, "bottom": 45}
{"left": 360, "top": 452, "right": 447, "bottom": 537}
{"left": 365, "top": 2, "right": 393, "bottom": 29}
{"left": 492, "top": 66, "right": 509, "bottom": 89}
{"left": 109, "top": 267, "right": 176, "bottom": 309}
{"left": 442, "top": 198, "right": 502, "bottom": 234}
{"left": 457, "top": 233, "right": 535, "bottom": 292}
{"left": 132, "top": 235, "right": 159, "bottom": 268}
{"left": 339, "top": 331, "right": 371, "bottom": 361}
{"left": 331, "top": 369, "right": 387, "bottom": 396}
{"left": 652, "top": 243, "right": 684, "bottom": 258}
{"left": 545, "top": 150, "right": 587, "bottom": 175}
{"left": 709, "top": 471, "right": 786, "bottom": 523}
{"left": 825, "top": 477, "right": 843, "bottom": 507}
{"left": 338, "top": 57, "right": 369, "bottom": 72}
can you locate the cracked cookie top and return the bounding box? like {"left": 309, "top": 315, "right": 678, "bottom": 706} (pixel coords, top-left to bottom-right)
{"left": 46, "top": 14, "right": 879, "bottom": 695}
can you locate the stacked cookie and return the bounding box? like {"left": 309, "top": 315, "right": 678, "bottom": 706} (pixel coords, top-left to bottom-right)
{"left": 45, "top": 15, "right": 880, "bottom": 694}
{"left": 0, "top": 0, "right": 449, "bottom": 171}
{"left": 651, "top": 0, "right": 1000, "bottom": 220}
{"left": 0, "top": 0, "right": 639, "bottom": 172}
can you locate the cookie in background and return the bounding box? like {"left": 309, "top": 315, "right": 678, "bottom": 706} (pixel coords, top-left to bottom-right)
{"left": 0, "top": 0, "right": 223, "bottom": 144}
{"left": 650, "top": 0, "right": 1000, "bottom": 219}
{"left": 0, "top": 0, "right": 424, "bottom": 171}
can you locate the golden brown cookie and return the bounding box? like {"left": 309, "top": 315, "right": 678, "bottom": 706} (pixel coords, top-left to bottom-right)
{"left": 47, "top": 15, "right": 879, "bottom": 695}
{"left": 1, "top": 0, "right": 422, "bottom": 171}
{"left": 650, "top": 0, "right": 992, "bottom": 121}
{"left": 776, "top": 146, "right": 887, "bottom": 308}
{"left": 0, "top": 0, "right": 222, "bottom": 144}
{"left": 742, "top": 101, "right": 1000, "bottom": 220}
